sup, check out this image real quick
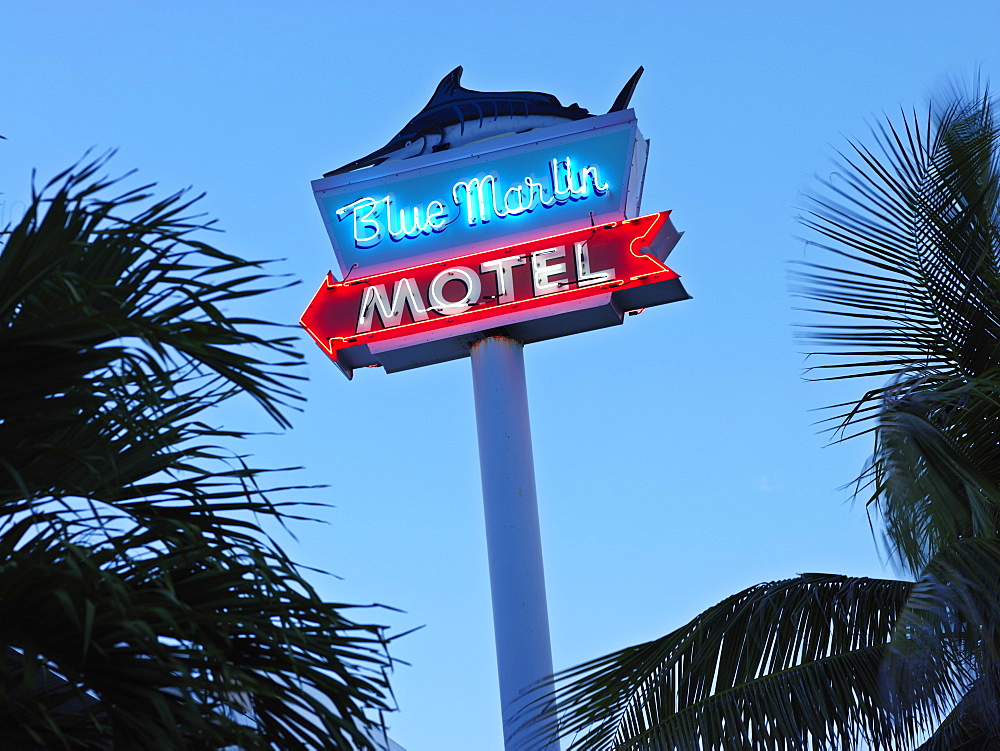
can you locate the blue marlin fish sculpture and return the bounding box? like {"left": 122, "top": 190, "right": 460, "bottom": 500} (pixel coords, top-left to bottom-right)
{"left": 325, "top": 66, "right": 644, "bottom": 177}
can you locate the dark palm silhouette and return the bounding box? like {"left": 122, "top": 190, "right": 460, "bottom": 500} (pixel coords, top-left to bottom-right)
{"left": 528, "top": 85, "right": 1000, "bottom": 750}
{"left": 0, "top": 157, "right": 394, "bottom": 750}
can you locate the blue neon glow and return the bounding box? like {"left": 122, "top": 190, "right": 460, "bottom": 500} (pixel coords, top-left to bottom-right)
{"left": 318, "top": 127, "right": 632, "bottom": 275}
{"left": 338, "top": 156, "right": 609, "bottom": 243}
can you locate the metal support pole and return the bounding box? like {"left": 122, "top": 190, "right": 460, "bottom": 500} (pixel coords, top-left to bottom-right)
{"left": 470, "top": 334, "right": 559, "bottom": 751}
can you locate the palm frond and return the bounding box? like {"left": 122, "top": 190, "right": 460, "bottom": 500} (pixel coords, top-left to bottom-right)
{"left": 527, "top": 575, "right": 917, "bottom": 751}
{"left": 913, "top": 679, "right": 1000, "bottom": 751}
{"left": 0, "top": 156, "right": 301, "bottom": 513}
{"left": 0, "top": 156, "right": 394, "bottom": 749}
{"left": 867, "top": 374, "right": 1000, "bottom": 572}
{"left": 794, "top": 91, "right": 1000, "bottom": 389}
{"left": 883, "top": 537, "right": 1000, "bottom": 740}
{"left": 794, "top": 86, "right": 1000, "bottom": 575}
{"left": 0, "top": 514, "right": 394, "bottom": 750}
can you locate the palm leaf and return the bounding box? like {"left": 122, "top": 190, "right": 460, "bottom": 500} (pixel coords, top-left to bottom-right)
{"left": 882, "top": 537, "right": 1000, "bottom": 745}
{"left": 913, "top": 680, "right": 1000, "bottom": 750}
{"left": 794, "top": 87, "right": 1000, "bottom": 576}
{"left": 0, "top": 157, "right": 395, "bottom": 749}
{"left": 527, "top": 575, "right": 918, "bottom": 750}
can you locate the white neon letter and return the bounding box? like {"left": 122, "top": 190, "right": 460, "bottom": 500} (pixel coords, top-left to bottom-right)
{"left": 580, "top": 165, "right": 610, "bottom": 196}
{"left": 336, "top": 197, "right": 383, "bottom": 249}
{"left": 383, "top": 196, "right": 407, "bottom": 240}
{"left": 453, "top": 176, "right": 501, "bottom": 225}
{"left": 425, "top": 200, "right": 448, "bottom": 231}
{"left": 549, "top": 159, "right": 574, "bottom": 202}
{"left": 428, "top": 267, "right": 482, "bottom": 315}
{"left": 531, "top": 247, "right": 567, "bottom": 296}
{"left": 386, "top": 200, "right": 428, "bottom": 241}
{"left": 480, "top": 255, "right": 526, "bottom": 304}
{"left": 453, "top": 178, "right": 483, "bottom": 225}
{"left": 503, "top": 184, "right": 530, "bottom": 216}
{"left": 573, "top": 241, "right": 614, "bottom": 286}
{"left": 524, "top": 176, "right": 555, "bottom": 208}
{"left": 356, "top": 278, "right": 429, "bottom": 333}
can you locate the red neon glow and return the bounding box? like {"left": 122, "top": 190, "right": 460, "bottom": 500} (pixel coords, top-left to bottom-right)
{"left": 300, "top": 212, "right": 679, "bottom": 365}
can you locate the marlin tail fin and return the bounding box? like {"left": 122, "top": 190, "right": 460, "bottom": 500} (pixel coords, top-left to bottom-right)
{"left": 609, "top": 66, "right": 644, "bottom": 112}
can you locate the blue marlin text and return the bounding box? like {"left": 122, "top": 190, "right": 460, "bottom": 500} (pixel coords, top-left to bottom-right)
{"left": 335, "top": 157, "right": 610, "bottom": 249}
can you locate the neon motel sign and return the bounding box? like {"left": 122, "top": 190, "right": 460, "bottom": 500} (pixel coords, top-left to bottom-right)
{"left": 303, "top": 75, "right": 689, "bottom": 751}
{"left": 312, "top": 111, "right": 648, "bottom": 278}
{"left": 301, "top": 212, "right": 686, "bottom": 378}
{"left": 303, "top": 110, "right": 689, "bottom": 378}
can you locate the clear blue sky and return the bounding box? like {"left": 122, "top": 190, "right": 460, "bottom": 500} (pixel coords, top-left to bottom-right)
{"left": 4, "top": 3, "right": 1000, "bottom": 748}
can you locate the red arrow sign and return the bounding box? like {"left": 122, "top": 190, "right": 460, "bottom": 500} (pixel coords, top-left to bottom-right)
{"left": 301, "top": 211, "right": 687, "bottom": 378}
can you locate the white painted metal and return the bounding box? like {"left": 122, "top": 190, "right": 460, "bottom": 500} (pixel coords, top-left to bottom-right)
{"left": 470, "top": 335, "right": 559, "bottom": 751}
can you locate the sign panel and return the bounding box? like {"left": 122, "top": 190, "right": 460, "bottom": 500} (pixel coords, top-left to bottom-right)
{"left": 312, "top": 111, "right": 647, "bottom": 278}
{"left": 301, "top": 212, "right": 687, "bottom": 379}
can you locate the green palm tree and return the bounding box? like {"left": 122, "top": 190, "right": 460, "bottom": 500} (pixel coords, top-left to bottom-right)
{"left": 0, "top": 157, "right": 394, "bottom": 750}
{"left": 528, "top": 86, "right": 1000, "bottom": 750}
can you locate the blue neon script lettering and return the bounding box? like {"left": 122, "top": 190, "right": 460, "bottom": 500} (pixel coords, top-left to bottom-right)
{"left": 336, "top": 197, "right": 448, "bottom": 248}
{"left": 335, "top": 156, "right": 610, "bottom": 249}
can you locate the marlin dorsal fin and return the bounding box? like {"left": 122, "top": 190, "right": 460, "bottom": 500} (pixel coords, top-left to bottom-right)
{"left": 428, "top": 66, "right": 465, "bottom": 104}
